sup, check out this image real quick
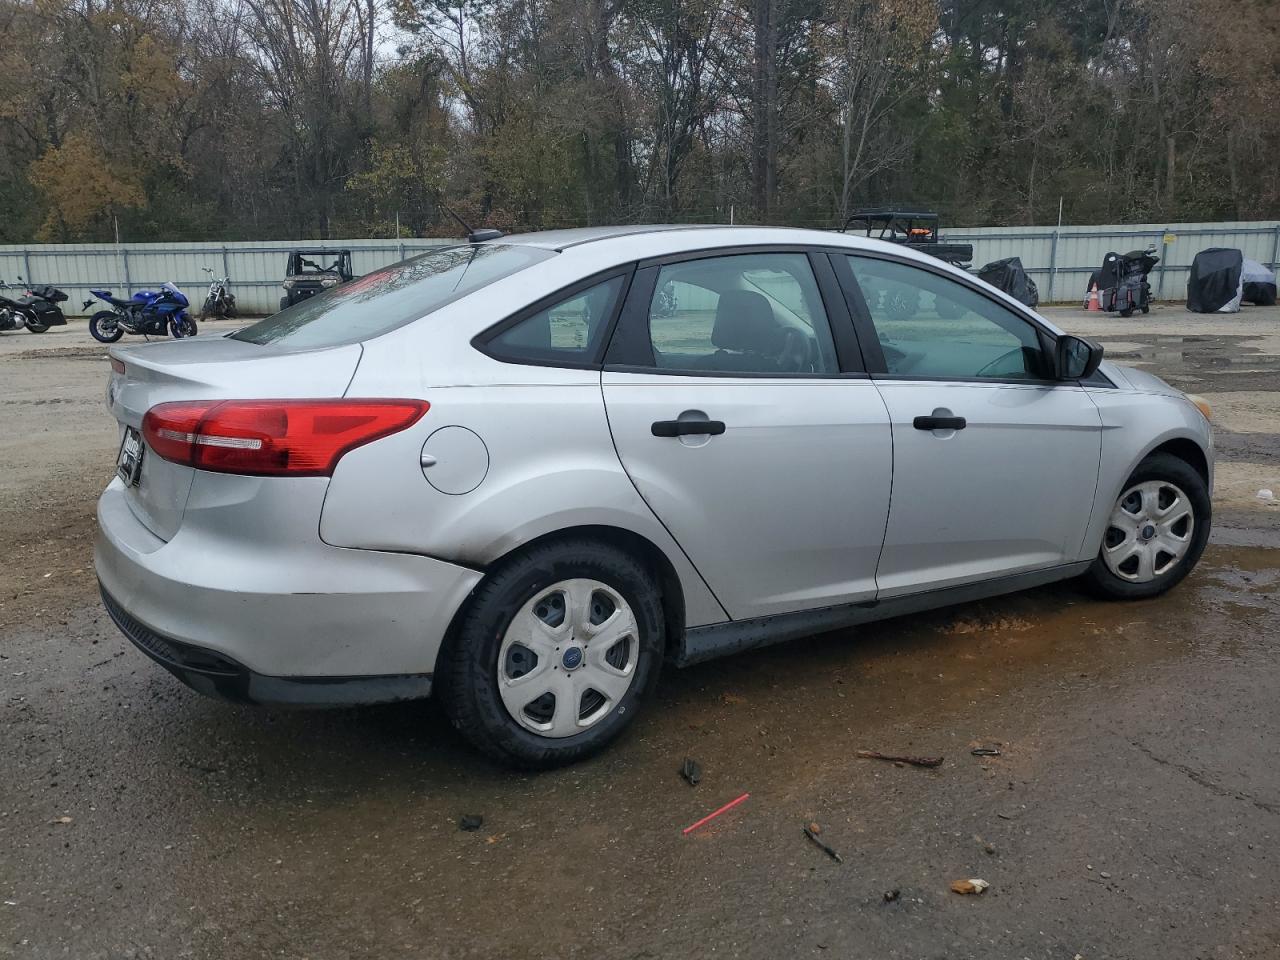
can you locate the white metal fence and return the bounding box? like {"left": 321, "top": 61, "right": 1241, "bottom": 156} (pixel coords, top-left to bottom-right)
{"left": 0, "top": 238, "right": 455, "bottom": 315}
{"left": 2, "top": 220, "right": 1278, "bottom": 314}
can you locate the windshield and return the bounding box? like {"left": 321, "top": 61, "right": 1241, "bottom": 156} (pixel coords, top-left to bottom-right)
{"left": 235, "top": 244, "right": 555, "bottom": 348}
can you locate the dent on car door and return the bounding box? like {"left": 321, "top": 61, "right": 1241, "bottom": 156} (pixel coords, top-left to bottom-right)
{"left": 837, "top": 254, "right": 1104, "bottom": 598}
{"left": 600, "top": 250, "right": 893, "bottom": 620}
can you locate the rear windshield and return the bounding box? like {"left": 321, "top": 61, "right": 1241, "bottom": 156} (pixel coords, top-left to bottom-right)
{"left": 233, "top": 244, "right": 555, "bottom": 348}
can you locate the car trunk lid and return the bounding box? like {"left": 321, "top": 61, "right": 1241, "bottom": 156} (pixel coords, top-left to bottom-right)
{"left": 106, "top": 336, "right": 362, "bottom": 541}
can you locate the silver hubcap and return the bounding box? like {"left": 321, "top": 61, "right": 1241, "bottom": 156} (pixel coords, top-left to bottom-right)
{"left": 497, "top": 578, "right": 639, "bottom": 738}
{"left": 1102, "top": 480, "right": 1195, "bottom": 583}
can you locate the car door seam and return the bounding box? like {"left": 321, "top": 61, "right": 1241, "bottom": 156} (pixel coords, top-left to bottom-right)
{"left": 596, "top": 373, "right": 731, "bottom": 623}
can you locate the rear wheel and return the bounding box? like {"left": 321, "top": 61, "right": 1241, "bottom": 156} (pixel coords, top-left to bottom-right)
{"left": 89, "top": 311, "right": 124, "bottom": 343}
{"left": 24, "top": 318, "right": 49, "bottom": 333}
{"left": 1084, "top": 453, "right": 1210, "bottom": 600}
{"left": 439, "top": 539, "right": 664, "bottom": 768}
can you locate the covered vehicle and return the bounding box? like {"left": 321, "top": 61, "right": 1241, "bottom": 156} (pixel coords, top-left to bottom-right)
{"left": 1242, "top": 257, "right": 1277, "bottom": 306}
{"left": 978, "top": 257, "right": 1039, "bottom": 308}
{"left": 1187, "top": 248, "right": 1244, "bottom": 313}
{"left": 280, "top": 249, "right": 355, "bottom": 311}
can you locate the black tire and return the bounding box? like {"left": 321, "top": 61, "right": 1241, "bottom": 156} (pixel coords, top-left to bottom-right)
{"left": 89, "top": 311, "right": 124, "bottom": 343}
{"left": 935, "top": 296, "right": 965, "bottom": 320}
{"left": 1141, "top": 305, "right": 1150, "bottom": 315}
{"left": 225, "top": 298, "right": 237, "bottom": 318}
{"left": 1083, "top": 452, "right": 1211, "bottom": 600}
{"left": 438, "top": 538, "right": 665, "bottom": 768}
{"left": 1119, "top": 306, "right": 1134, "bottom": 318}
{"left": 279, "top": 297, "right": 290, "bottom": 313}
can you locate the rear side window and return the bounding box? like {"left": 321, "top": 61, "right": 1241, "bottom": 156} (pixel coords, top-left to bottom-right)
{"left": 232, "top": 244, "right": 555, "bottom": 348}
{"left": 484, "top": 276, "right": 626, "bottom": 365}
{"left": 647, "top": 253, "right": 839, "bottom": 374}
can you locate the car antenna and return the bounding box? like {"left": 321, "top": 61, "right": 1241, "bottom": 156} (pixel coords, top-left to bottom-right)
{"left": 441, "top": 203, "right": 504, "bottom": 244}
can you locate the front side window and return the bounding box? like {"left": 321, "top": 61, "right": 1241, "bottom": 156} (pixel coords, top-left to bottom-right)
{"left": 233, "top": 244, "right": 555, "bottom": 348}
{"left": 647, "top": 253, "right": 838, "bottom": 374}
{"left": 846, "top": 256, "right": 1046, "bottom": 380}
{"left": 485, "top": 276, "right": 626, "bottom": 365}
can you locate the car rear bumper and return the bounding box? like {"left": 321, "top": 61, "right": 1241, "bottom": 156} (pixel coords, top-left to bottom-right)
{"left": 94, "top": 478, "right": 483, "bottom": 703}
{"left": 99, "top": 584, "right": 435, "bottom": 705}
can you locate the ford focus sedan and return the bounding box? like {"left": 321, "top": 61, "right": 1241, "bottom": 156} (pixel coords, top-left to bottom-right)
{"left": 95, "top": 226, "right": 1213, "bottom": 767}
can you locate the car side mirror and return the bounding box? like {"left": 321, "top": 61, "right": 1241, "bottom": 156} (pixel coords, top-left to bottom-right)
{"left": 1055, "top": 335, "right": 1104, "bottom": 380}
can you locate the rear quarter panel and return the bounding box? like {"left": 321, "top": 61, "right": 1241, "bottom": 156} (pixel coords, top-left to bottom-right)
{"left": 322, "top": 339, "right": 729, "bottom": 629}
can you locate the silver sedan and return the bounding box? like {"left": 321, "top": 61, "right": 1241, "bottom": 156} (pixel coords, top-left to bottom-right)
{"left": 95, "top": 226, "right": 1214, "bottom": 766}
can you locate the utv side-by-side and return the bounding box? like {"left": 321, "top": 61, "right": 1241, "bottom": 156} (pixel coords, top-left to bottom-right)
{"left": 840, "top": 209, "right": 973, "bottom": 269}
{"left": 279, "top": 249, "right": 355, "bottom": 311}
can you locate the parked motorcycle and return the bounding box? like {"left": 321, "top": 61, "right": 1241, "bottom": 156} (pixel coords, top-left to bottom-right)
{"left": 85, "top": 282, "right": 197, "bottom": 343}
{"left": 199, "top": 268, "right": 237, "bottom": 320}
{"left": 0, "top": 277, "right": 70, "bottom": 334}
{"left": 1097, "top": 246, "right": 1159, "bottom": 317}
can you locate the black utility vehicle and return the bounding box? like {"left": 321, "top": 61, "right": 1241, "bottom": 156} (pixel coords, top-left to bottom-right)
{"left": 279, "top": 249, "right": 354, "bottom": 311}
{"left": 841, "top": 209, "right": 973, "bottom": 268}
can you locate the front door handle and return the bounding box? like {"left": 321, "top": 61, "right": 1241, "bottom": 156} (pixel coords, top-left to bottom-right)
{"left": 651, "top": 419, "right": 726, "bottom": 438}
{"left": 913, "top": 415, "right": 967, "bottom": 431}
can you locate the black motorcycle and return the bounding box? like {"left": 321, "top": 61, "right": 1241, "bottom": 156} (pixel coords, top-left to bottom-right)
{"left": 1098, "top": 246, "right": 1159, "bottom": 317}
{"left": 199, "top": 268, "right": 238, "bottom": 320}
{"left": 0, "top": 277, "right": 70, "bottom": 334}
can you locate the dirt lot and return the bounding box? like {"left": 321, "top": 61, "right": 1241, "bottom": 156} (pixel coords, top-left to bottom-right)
{"left": 2, "top": 305, "right": 1279, "bottom": 960}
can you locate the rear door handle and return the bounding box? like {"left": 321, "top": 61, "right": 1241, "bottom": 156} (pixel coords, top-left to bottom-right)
{"left": 913, "top": 415, "right": 966, "bottom": 431}
{"left": 651, "top": 419, "right": 726, "bottom": 438}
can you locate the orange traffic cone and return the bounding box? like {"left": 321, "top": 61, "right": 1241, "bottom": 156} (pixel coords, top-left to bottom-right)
{"left": 1086, "top": 282, "right": 1102, "bottom": 311}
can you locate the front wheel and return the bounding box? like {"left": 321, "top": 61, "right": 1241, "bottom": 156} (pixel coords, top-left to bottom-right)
{"left": 1084, "top": 452, "right": 1210, "bottom": 600}
{"left": 89, "top": 311, "right": 124, "bottom": 343}
{"left": 439, "top": 539, "right": 665, "bottom": 768}
{"left": 170, "top": 316, "right": 197, "bottom": 338}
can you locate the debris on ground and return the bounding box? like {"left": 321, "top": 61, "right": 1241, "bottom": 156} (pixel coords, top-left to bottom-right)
{"left": 950, "top": 878, "right": 990, "bottom": 895}
{"left": 680, "top": 757, "right": 702, "bottom": 787}
{"left": 971, "top": 747, "right": 1002, "bottom": 757}
{"left": 856, "top": 749, "right": 944, "bottom": 768}
{"left": 49, "top": 816, "right": 72, "bottom": 825}
{"left": 883, "top": 889, "right": 901, "bottom": 902}
{"left": 458, "top": 814, "right": 484, "bottom": 832}
{"left": 973, "top": 834, "right": 997, "bottom": 855}
{"left": 1257, "top": 488, "right": 1275, "bottom": 503}
{"left": 802, "top": 822, "right": 843, "bottom": 863}
{"left": 682, "top": 792, "right": 750, "bottom": 835}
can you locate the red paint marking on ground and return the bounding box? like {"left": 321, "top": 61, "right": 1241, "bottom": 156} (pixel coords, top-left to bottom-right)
{"left": 682, "top": 792, "right": 750, "bottom": 835}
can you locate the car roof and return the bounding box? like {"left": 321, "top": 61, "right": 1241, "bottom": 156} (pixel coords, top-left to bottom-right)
{"left": 493, "top": 224, "right": 732, "bottom": 250}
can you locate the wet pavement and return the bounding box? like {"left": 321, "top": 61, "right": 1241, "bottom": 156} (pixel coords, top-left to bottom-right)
{"left": 2, "top": 307, "right": 1279, "bottom": 959}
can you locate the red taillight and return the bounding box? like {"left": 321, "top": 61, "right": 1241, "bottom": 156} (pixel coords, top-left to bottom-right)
{"left": 110, "top": 358, "right": 126, "bottom": 375}
{"left": 141, "top": 399, "right": 429, "bottom": 477}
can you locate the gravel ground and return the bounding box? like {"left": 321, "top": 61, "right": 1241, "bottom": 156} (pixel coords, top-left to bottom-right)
{"left": 1, "top": 305, "right": 1278, "bottom": 960}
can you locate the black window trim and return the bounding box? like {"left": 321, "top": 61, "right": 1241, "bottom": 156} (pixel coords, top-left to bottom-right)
{"left": 601, "top": 244, "right": 869, "bottom": 379}
{"left": 828, "top": 249, "right": 1115, "bottom": 389}
{"left": 472, "top": 265, "right": 636, "bottom": 370}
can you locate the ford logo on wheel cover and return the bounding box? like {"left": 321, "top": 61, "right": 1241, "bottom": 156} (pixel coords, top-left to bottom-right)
{"left": 562, "top": 647, "right": 584, "bottom": 670}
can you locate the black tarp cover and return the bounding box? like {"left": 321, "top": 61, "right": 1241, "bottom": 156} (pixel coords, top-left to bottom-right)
{"left": 978, "top": 256, "right": 1039, "bottom": 307}
{"left": 1187, "top": 247, "right": 1243, "bottom": 313}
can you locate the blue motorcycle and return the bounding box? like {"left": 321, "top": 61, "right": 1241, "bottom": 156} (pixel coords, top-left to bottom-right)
{"left": 86, "top": 281, "right": 197, "bottom": 343}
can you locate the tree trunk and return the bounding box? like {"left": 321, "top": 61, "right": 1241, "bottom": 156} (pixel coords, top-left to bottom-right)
{"left": 751, "top": 0, "right": 778, "bottom": 219}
